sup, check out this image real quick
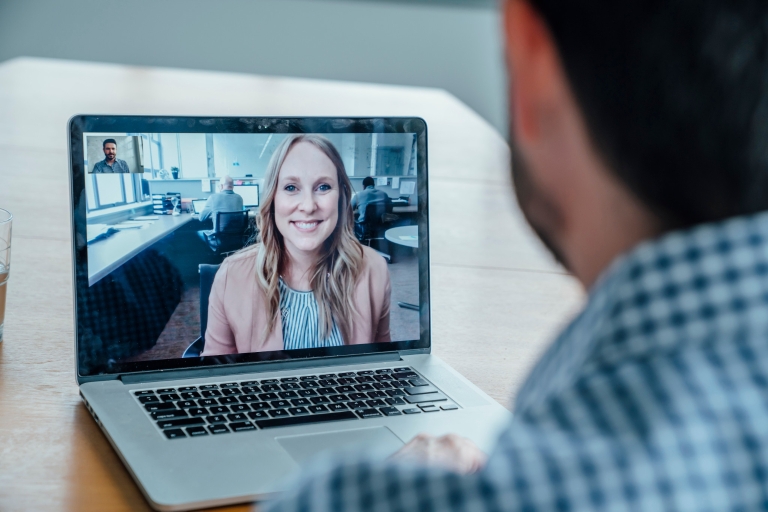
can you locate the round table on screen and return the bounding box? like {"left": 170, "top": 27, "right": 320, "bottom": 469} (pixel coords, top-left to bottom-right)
{"left": 384, "top": 225, "right": 418, "bottom": 248}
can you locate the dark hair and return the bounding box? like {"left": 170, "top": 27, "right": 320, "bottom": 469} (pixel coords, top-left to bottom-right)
{"left": 530, "top": 0, "right": 768, "bottom": 227}
{"left": 362, "top": 176, "right": 375, "bottom": 188}
{"left": 103, "top": 138, "right": 117, "bottom": 148}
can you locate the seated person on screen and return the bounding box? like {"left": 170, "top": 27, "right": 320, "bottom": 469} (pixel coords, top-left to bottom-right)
{"left": 201, "top": 135, "right": 391, "bottom": 355}
{"left": 351, "top": 176, "right": 391, "bottom": 222}
{"left": 199, "top": 175, "right": 244, "bottom": 230}
{"left": 91, "top": 138, "right": 130, "bottom": 173}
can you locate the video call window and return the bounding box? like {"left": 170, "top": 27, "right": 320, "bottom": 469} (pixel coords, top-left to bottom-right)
{"left": 78, "top": 130, "right": 421, "bottom": 374}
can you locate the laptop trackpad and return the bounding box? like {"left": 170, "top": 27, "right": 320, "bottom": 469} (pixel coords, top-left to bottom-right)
{"left": 276, "top": 426, "right": 404, "bottom": 464}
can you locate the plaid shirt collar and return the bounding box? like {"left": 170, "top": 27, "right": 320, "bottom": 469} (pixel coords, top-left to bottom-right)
{"left": 515, "top": 210, "right": 768, "bottom": 414}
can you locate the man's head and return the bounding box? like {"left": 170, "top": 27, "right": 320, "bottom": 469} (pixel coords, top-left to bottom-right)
{"left": 362, "top": 177, "right": 375, "bottom": 189}
{"left": 221, "top": 175, "right": 234, "bottom": 191}
{"left": 102, "top": 139, "right": 117, "bottom": 162}
{"left": 504, "top": 0, "right": 768, "bottom": 287}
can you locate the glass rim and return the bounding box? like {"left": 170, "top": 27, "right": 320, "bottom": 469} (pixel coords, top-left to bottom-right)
{"left": 0, "top": 209, "right": 11, "bottom": 224}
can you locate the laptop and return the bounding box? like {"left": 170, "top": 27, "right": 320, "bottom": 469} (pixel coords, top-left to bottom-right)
{"left": 68, "top": 115, "right": 512, "bottom": 511}
{"left": 191, "top": 199, "right": 207, "bottom": 215}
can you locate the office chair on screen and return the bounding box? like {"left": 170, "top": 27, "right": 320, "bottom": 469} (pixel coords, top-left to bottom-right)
{"left": 197, "top": 210, "right": 249, "bottom": 256}
{"left": 354, "top": 201, "right": 390, "bottom": 262}
{"left": 182, "top": 263, "right": 220, "bottom": 358}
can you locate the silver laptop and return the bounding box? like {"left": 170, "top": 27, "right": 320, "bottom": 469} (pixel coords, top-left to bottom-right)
{"left": 68, "top": 115, "right": 511, "bottom": 511}
{"left": 191, "top": 199, "right": 207, "bottom": 215}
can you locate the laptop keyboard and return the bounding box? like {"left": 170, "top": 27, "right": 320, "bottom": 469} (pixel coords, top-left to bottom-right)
{"left": 131, "top": 367, "right": 460, "bottom": 439}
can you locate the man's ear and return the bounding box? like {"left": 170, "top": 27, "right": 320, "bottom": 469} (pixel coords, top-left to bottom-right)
{"left": 503, "top": 0, "right": 562, "bottom": 147}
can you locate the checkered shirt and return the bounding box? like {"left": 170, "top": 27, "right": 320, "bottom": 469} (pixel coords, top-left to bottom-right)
{"left": 267, "top": 212, "right": 768, "bottom": 511}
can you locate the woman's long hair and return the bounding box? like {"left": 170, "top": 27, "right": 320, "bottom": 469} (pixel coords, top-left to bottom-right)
{"left": 254, "top": 134, "right": 364, "bottom": 343}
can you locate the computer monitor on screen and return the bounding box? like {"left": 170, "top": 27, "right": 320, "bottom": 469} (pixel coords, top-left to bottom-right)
{"left": 233, "top": 184, "right": 259, "bottom": 207}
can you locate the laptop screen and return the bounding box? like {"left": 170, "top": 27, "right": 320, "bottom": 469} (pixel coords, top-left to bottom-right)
{"left": 69, "top": 117, "right": 429, "bottom": 378}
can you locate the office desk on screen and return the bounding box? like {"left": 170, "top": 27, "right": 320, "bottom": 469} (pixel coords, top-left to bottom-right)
{"left": 87, "top": 214, "right": 194, "bottom": 286}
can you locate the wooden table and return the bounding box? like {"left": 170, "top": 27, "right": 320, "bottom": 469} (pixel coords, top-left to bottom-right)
{"left": 0, "top": 57, "right": 584, "bottom": 511}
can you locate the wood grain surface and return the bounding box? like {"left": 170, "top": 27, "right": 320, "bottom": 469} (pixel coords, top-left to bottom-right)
{"left": 0, "top": 57, "right": 584, "bottom": 511}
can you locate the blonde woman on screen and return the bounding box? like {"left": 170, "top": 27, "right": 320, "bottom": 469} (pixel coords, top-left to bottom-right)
{"left": 201, "top": 135, "right": 392, "bottom": 355}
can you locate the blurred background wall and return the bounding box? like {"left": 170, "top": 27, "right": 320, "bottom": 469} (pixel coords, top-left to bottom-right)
{"left": 0, "top": 0, "right": 508, "bottom": 135}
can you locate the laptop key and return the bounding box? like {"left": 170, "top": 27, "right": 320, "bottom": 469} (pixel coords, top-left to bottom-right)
{"left": 357, "top": 370, "right": 374, "bottom": 376}
{"left": 219, "top": 397, "right": 239, "bottom": 405}
{"left": 209, "top": 406, "right": 229, "bottom": 414}
{"left": 367, "top": 391, "right": 387, "bottom": 399}
{"left": 386, "top": 389, "right": 406, "bottom": 397}
{"left": 288, "top": 407, "right": 310, "bottom": 416}
{"left": 297, "top": 389, "right": 317, "bottom": 397}
{"left": 329, "top": 394, "right": 349, "bottom": 403}
{"left": 420, "top": 405, "right": 439, "bottom": 413}
{"left": 409, "top": 379, "right": 430, "bottom": 387}
{"left": 328, "top": 403, "right": 348, "bottom": 412}
{"left": 338, "top": 372, "right": 356, "bottom": 377}
{"left": 375, "top": 369, "right": 393, "bottom": 374}
{"left": 402, "top": 408, "right": 421, "bottom": 415}
{"left": 157, "top": 417, "right": 205, "bottom": 429}
{"left": 207, "top": 415, "right": 228, "bottom": 424}
{"left": 258, "top": 392, "right": 279, "bottom": 401}
{"left": 180, "top": 392, "right": 201, "bottom": 399}
{"left": 280, "top": 383, "right": 300, "bottom": 391}
{"left": 366, "top": 399, "right": 386, "bottom": 407}
{"left": 178, "top": 386, "right": 197, "bottom": 392}
{"left": 159, "top": 393, "right": 181, "bottom": 402}
{"left": 268, "top": 409, "right": 290, "bottom": 418}
{"left": 354, "top": 384, "right": 374, "bottom": 391}
{"left": 221, "top": 388, "right": 242, "bottom": 396}
{"left": 317, "top": 387, "right": 337, "bottom": 396}
{"left": 299, "top": 376, "right": 317, "bottom": 381}
{"left": 144, "top": 402, "right": 176, "bottom": 412}
{"left": 300, "top": 381, "right": 320, "bottom": 389}
{"left": 177, "top": 400, "right": 198, "bottom": 408}
{"left": 227, "top": 413, "right": 248, "bottom": 422}
{"left": 230, "top": 421, "right": 257, "bottom": 432}
{"left": 441, "top": 404, "right": 459, "bottom": 411}
{"left": 134, "top": 390, "right": 155, "bottom": 396}
{"left": 220, "top": 383, "right": 239, "bottom": 388}
{"left": 248, "top": 410, "right": 269, "bottom": 420}
{"left": 241, "top": 386, "right": 261, "bottom": 394}
{"left": 335, "top": 386, "right": 355, "bottom": 394}
{"left": 199, "top": 398, "right": 219, "bottom": 407}
{"left": 230, "top": 404, "right": 250, "bottom": 413}
{"left": 372, "top": 382, "right": 392, "bottom": 390}
{"left": 261, "top": 384, "right": 281, "bottom": 392}
{"left": 138, "top": 395, "right": 160, "bottom": 404}
{"left": 348, "top": 393, "right": 367, "bottom": 401}
{"left": 380, "top": 407, "right": 402, "bottom": 417}
{"left": 356, "top": 408, "right": 382, "bottom": 419}
{"left": 348, "top": 401, "right": 368, "bottom": 409}
{"left": 261, "top": 379, "right": 279, "bottom": 384}
{"left": 188, "top": 408, "right": 208, "bottom": 417}
{"left": 208, "top": 424, "right": 230, "bottom": 435}
{"left": 310, "top": 396, "right": 330, "bottom": 405}
{"left": 386, "top": 397, "right": 406, "bottom": 406}
{"left": 278, "top": 391, "right": 299, "bottom": 399}
{"left": 290, "top": 398, "right": 311, "bottom": 407}
{"left": 151, "top": 409, "right": 188, "bottom": 420}
{"left": 157, "top": 388, "right": 176, "bottom": 394}
{"left": 337, "top": 378, "right": 356, "bottom": 385}
{"left": 199, "top": 384, "right": 218, "bottom": 390}
{"left": 201, "top": 390, "right": 222, "bottom": 398}
{"left": 392, "top": 372, "right": 418, "bottom": 380}
{"left": 270, "top": 400, "right": 291, "bottom": 409}
{"left": 239, "top": 394, "right": 260, "bottom": 403}
{"left": 394, "top": 367, "right": 412, "bottom": 372}
{"left": 404, "top": 394, "right": 448, "bottom": 404}
{"left": 318, "top": 379, "right": 338, "bottom": 387}
{"left": 280, "top": 377, "right": 299, "bottom": 383}
{"left": 404, "top": 386, "right": 438, "bottom": 396}
{"left": 164, "top": 428, "right": 186, "bottom": 439}
{"left": 241, "top": 380, "right": 260, "bottom": 386}
{"left": 319, "top": 374, "right": 336, "bottom": 379}
{"left": 355, "top": 376, "right": 374, "bottom": 383}
{"left": 255, "top": 411, "right": 357, "bottom": 429}
{"left": 374, "top": 374, "right": 393, "bottom": 381}
{"left": 308, "top": 405, "right": 329, "bottom": 414}
{"left": 251, "top": 402, "right": 271, "bottom": 410}
{"left": 186, "top": 426, "right": 208, "bottom": 437}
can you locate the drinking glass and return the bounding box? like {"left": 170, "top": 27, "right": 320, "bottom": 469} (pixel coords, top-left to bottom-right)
{"left": 0, "top": 209, "right": 12, "bottom": 342}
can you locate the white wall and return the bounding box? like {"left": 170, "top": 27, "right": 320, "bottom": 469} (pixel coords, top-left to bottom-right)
{"left": 0, "top": 0, "right": 507, "bottom": 135}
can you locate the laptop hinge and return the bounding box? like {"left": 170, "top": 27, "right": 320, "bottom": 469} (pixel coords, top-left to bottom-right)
{"left": 119, "top": 352, "right": 402, "bottom": 385}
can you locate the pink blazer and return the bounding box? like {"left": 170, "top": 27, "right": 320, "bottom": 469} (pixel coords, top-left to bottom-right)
{"left": 201, "top": 245, "right": 392, "bottom": 355}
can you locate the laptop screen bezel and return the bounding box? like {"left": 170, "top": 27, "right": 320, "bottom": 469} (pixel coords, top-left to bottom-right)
{"left": 69, "top": 115, "right": 430, "bottom": 381}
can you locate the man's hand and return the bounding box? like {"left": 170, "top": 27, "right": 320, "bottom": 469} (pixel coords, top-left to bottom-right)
{"left": 390, "top": 433, "right": 487, "bottom": 474}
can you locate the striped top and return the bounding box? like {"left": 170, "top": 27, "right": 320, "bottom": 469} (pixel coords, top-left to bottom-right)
{"left": 278, "top": 278, "right": 344, "bottom": 350}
